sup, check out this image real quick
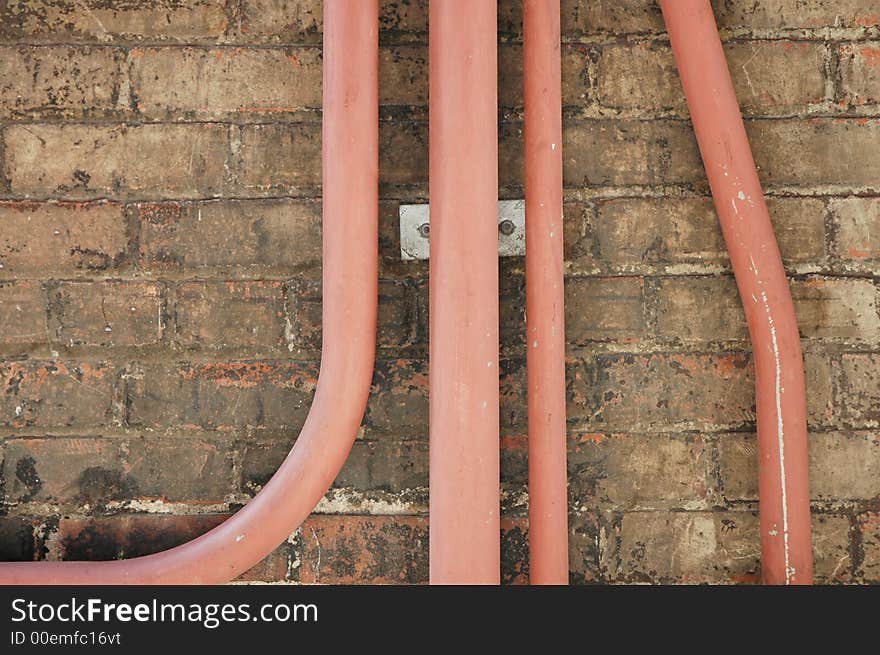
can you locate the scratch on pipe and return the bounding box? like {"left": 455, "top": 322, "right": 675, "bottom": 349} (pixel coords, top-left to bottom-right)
{"left": 760, "top": 288, "right": 792, "bottom": 584}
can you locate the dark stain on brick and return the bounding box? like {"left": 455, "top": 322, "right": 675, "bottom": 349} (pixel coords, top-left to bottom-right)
{"left": 15, "top": 456, "right": 41, "bottom": 501}
{"left": 0, "top": 518, "right": 35, "bottom": 561}
{"left": 75, "top": 466, "right": 138, "bottom": 507}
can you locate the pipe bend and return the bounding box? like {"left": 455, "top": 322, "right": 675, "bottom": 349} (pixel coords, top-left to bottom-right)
{"left": 0, "top": 0, "right": 379, "bottom": 585}
{"left": 660, "top": 0, "right": 812, "bottom": 584}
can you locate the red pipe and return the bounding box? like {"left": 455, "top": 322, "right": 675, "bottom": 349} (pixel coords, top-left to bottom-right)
{"left": 0, "top": 0, "right": 379, "bottom": 584}
{"left": 524, "top": 0, "right": 568, "bottom": 585}
{"left": 429, "top": 0, "right": 500, "bottom": 584}
{"left": 660, "top": 0, "right": 812, "bottom": 584}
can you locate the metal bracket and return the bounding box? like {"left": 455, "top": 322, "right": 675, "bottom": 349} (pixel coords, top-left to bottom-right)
{"left": 399, "top": 200, "right": 526, "bottom": 261}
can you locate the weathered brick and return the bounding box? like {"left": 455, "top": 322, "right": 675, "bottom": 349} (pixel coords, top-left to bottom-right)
{"left": 564, "top": 277, "right": 647, "bottom": 343}
{"left": 602, "top": 511, "right": 761, "bottom": 584}
{"left": 365, "top": 359, "right": 428, "bottom": 437}
{"left": 288, "top": 279, "right": 419, "bottom": 351}
{"left": 654, "top": 276, "right": 880, "bottom": 343}
{"left": 0, "top": 46, "right": 128, "bottom": 119}
{"left": 127, "top": 361, "right": 317, "bottom": 431}
{"left": 0, "top": 281, "right": 48, "bottom": 348}
{"left": 55, "top": 514, "right": 290, "bottom": 582}
{"left": 298, "top": 515, "right": 428, "bottom": 584}
{"left": 0, "top": 0, "right": 229, "bottom": 43}
{"left": 138, "top": 200, "right": 321, "bottom": 272}
{"left": 811, "top": 514, "right": 854, "bottom": 583}
{"left": 175, "top": 281, "right": 285, "bottom": 350}
{"left": 571, "top": 352, "right": 831, "bottom": 433}
{"left": 655, "top": 276, "right": 746, "bottom": 342}
{"left": 125, "top": 437, "right": 235, "bottom": 502}
{"left": 791, "top": 277, "right": 880, "bottom": 342}
{"left": 597, "top": 41, "right": 825, "bottom": 115}
{"left": 498, "top": 268, "right": 524, "bottom": 348}
{"left": 833, "top": 197, "right": 880, "bottom": 263}
{"left": 840, "top": 44, "right": 880, "bottom": 106}
{"left": 568, "top": 511, "right": 601, "bottom": 584}
{"left": 0, "top": 201, "right": 128, "bottom": 275}
{"left": 0, "top": 517, "right": 36, "bottom": 561}
{"left": 587, "top": 197, "right": 825, "bottom": 271}
{"left": 569, "top": 433, "right": 713, "bottom": 510}
{"left": 711, "top": 0, "right": 880, "bottom": 31}
{"left": 2, "top": 437, "right": 127, "bottom": 504}
{"left": 51, "top": 281, "right": 163, "bottom": 347}
{"left": 131, "top": 47, "right": 322, "bottom": 120}
{"left": 2, "top": 437, "right": 232, "bottom": 505}
{"left": 243, "top": 439, "right": 428, "bottom": 505}
{"left": 4, "top": 124, "right": 232, "bottom": 199}
{"left": 560, "top": 0, "right": 880, "bottom": 35}
{"left": 568, "top": 353, "right": 755, "bottom": 432}
{"left": 380, "top": 46, "right": 427, "bottom": 106}
{"left": 860, "top": 513, "right": 880, "bottom": 582}
{"left": 562, "top": 120, "right": 702, "bottom": 188}
{"left": 0, "top": 361, "right": 114, "bottom": 428}
{"left": 719, "top": 432, "right": 880, "bottom": 502}
{"left": 748, "top": 119, "right": 880, "bottom": 189}
{"left": 237, "top": 0, "right": 323, "bottom": 44}
{"left": 379, "top": 121, "right": 428, "bottom": 186}
{"left": 238, "top": 123, "right": 322, "bottom": 194}
{"left": 561, "top": 0, "right": 664, "bottom": 35}
{"left": 841, "top": 354, "right": 880, "bottom": 426}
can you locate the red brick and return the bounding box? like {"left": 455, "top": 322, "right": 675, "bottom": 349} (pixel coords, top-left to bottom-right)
{"left": 298, "top": 515, "right": 428, "bottom": 584}
{"left": 860, "top": 513, "right": 880, "bottom": 582}
{"left": 0, "top": 361, "right": 114, "bottom": 428}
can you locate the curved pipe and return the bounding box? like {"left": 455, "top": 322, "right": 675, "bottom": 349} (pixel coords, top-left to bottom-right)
{"left": 0, "top": 0, "right": 379, "bottom": 585}
{"left": 660, "top": 0, "right": 812, "bottom": 584}
{"left": 524, "top": 0, "right": 569, "bottom": 585}
{"left": 429, "top": 0, "right": 500, "bottom": 584}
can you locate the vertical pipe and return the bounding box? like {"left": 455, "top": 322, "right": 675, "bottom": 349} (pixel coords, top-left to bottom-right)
{"left": 524, "top": 0, "right": 568, "bottom": 585}
{"left": 660, "top": 0, "right": 812, "bottom": 584}
{"left": 429, "top": 0, "right": 500, "bottom": 584}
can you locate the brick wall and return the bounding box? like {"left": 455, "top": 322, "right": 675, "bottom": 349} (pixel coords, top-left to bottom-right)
{"left": 0, "top": 0, "right": 878, "bottom": 584}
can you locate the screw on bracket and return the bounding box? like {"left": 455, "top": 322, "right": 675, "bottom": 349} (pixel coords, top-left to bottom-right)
{"left": 499, "top": 219, "right": 516, "bottom": 236}
{"left": 418, "top": 223, "right": 431, "bottom": 239}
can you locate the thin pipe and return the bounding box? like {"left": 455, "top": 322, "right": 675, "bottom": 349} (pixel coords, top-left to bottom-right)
{"left": 429, "top": 0, "right": 500, "bottom": 585}
{"left": 0, "top": 0, "right": 379, "bottom": 584}
{"left": 660, "top": 0, "right": 812, "bottom": 584}
{"left": 524, "top": 0, "right": 568, "bottom": 585}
